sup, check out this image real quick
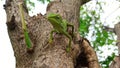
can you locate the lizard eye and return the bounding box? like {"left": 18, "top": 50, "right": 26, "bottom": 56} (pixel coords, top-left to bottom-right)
{"left": 55, "top": 16, "right": 60, "bottom": 19}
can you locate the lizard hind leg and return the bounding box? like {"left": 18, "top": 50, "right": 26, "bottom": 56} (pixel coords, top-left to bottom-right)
{"left": 67, "top": 24, "right": 74, "bottom": 38}
{"left": 66, "top": 39, "right": 71, "bottom": 52}
{"left": 49, "top": 30, "right": 57, "bottom": 44}
{"left": 64, "top": 32, "right": 72, "bottom": 52}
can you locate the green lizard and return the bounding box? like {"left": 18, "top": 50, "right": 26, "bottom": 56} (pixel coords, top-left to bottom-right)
{"left": 18, "top": 2, "right": 32, "bottom": 49}
{"left": 47, "top": 13, "right": 74, "bottom": 52}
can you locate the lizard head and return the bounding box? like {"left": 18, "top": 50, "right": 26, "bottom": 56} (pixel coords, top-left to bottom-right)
{"left": 47, "top": 13, "right": 61, "bottom": 19}
{"left": 47, "top": 13, "right": 63, "bottom": 24}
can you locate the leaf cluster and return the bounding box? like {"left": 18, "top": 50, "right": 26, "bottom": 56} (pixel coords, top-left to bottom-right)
{"left": 79, "top": 1, "right": 116, "bottom": 68}
{"left": 24, "top": 0, "right": 50, "bottom": 11}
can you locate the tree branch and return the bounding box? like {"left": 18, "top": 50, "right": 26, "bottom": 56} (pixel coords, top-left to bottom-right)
{"left": 103, "top": 26, "right": 115, "bottom": 33}
{"left": 81, "top": 0, "right": 91, "bottom": 5}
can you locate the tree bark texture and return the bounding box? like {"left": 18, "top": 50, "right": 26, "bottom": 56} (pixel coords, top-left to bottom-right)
{"left": 4, "top": 0, "right": 100, "bottom": 68}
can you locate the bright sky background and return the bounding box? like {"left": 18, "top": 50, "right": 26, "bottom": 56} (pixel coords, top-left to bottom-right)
{"left": 0, "top": 0, "right": 120, "bottom": 68}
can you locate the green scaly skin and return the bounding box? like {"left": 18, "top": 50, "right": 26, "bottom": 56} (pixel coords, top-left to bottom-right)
{"left": 47, "top": 13, "right": 74, "bottom": 52}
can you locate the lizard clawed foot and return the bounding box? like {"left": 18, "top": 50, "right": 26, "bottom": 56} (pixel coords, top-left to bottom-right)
{"left": 49, "top": 38, "right": 53, "bottom": 44}
{"left": 66, "top": 45, "right": 71, "bottom": 52}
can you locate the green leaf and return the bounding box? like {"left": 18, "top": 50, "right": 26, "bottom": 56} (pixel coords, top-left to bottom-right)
{"left": 80, "top": 6, "right": 84, "bottom": 10}
{"left": 102, "top": 30, "right": 108, "bottom": 38}
{"left": 100, "top": 53, "right": 115, "bottom": 68}
{"left": 107, "top": 39, "right": 114, "bottom": 45}
{"left": 91, "top": 10, "right": 96, "bottom": 15}
{"left": 100, "top": 37, "right": 106, "bottom": 46}
{"left": 29, "top": 1, "right": 35, "bottom": 7}
{"left": 96, "top": 31, "right": 101, "bottom": 37}
{"left": 37, "top": 0, "right": 50, "bottom": 3}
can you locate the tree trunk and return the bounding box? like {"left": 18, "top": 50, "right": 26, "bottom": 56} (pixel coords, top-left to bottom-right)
{"left": 4, "top": 0, "right": 100, "bottom": 68}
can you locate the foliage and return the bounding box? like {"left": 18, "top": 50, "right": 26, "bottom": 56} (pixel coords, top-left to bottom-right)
{"left": 100, "top": 53, "right": 115, "bottom": 68}
{"left": 24, "top": 0, "right": 35, "bottom": 11}
{"left": 37, "top": 0, "right": 50, "bottom": 3}
{"left": 79, "top": 1, "right": 116, "bottom": 68}
{"left": 25, "top": 0, "right": 50, "bottom": 11}
{"left": 25, "top": 0, "right": 35, "bottom": 7}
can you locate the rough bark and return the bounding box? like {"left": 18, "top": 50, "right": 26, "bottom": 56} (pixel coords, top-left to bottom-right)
{"left": 4, "top": 0, "right": 100, "bottom": 68}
